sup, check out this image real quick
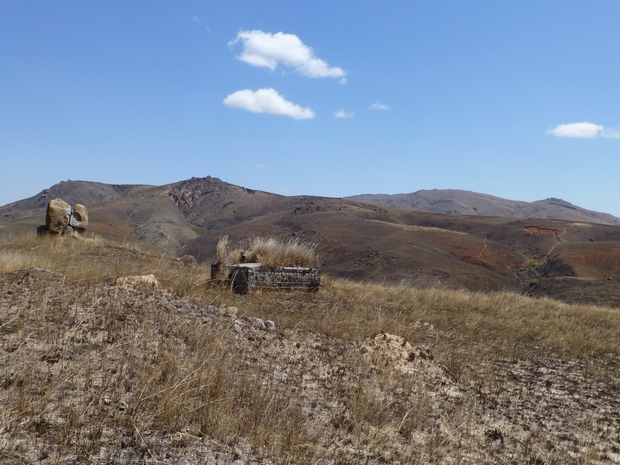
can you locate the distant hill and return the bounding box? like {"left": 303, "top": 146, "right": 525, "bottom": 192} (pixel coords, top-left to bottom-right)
{"left": 346, "top": 190, "right": 620, "bottom": 226}
{"left": 2, "top": 178, "right": 620, "bottom": 305}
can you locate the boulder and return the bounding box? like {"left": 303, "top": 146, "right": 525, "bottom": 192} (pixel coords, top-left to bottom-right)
{"left": 46, "top": 199, "right": 72, "bottom": 234}
{"left": 70, "top": 204, "right": 89, "bottom": 228}
{"left": 40, "top": 199, "right": 89, "bottom": 236}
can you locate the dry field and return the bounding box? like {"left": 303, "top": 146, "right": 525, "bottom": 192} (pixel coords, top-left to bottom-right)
{"left": 1, "top": 234, "right": 620, "bottom": 464}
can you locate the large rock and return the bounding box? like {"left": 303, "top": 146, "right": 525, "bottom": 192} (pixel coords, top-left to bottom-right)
{"left": 46, "top": 199, "right": 72, "bottom": 234}
{"left": 41, "top": 199, "right": 89, "bottom": 236}
{"left": 70, "top": 204, "right": 88, "bottom": 228}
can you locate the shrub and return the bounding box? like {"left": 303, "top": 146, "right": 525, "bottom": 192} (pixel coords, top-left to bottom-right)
{"left": 216, "top": 236, "right": 318, "bottom": 269}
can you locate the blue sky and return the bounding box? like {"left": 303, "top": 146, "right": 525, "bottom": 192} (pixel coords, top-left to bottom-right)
{"left": 2, "top": 1, "right": 620, "bottom": 216}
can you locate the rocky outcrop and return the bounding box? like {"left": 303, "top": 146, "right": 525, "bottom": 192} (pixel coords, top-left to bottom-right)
{"left": 522, "top": 225, "right": 559, "bottom": 239}
{"left": 72, "top": 203, "right": 88, "bottom": 229}
{"left": 38, "top": 198, "right": 88, "bottom": 236}
{"left": 166, "top": 176, "right": 227, "bottom": 211}
{"left": 45, "top": 198, "right": 72, "bottom": 233}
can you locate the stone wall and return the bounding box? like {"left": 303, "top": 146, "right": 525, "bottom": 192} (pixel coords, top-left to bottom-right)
{"left": 214, "top": 263, "right": 320, "bottom": 293}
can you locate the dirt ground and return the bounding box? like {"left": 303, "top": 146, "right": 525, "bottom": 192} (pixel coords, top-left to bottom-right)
{"left": 1, "top": 269, "right": 619, "bottom": 464}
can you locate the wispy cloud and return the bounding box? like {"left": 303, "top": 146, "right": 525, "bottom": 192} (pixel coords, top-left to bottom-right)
{"left": 191, "top": 15, "right": 210, "bottom": 31}
{"left": 223, "top": 88, "right": 315, "bottom": 119}
{"left": 334, "top": 109, "right": 354, "bottom": 118}
{"left": 601, "top": 127, "right": 620, "bottom": 139}
{"left": 545, "top": 121, "right": 620, "bottom": 138}
{"left": 369, "top": 102, "right": 389, "bottom": 110}
{"left": 229, "top": 30, "right": 346, "bottom": 79}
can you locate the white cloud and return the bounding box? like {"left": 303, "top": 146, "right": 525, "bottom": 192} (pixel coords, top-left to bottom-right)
{"left": 546, "top": 121, "right": 604, "bottom": 138}
{"left": 229, "top": 30, "right": 346, "bottom": 79}
{"left": 255, "top": 164, "right": 268, "bottom": 169}
{"left": 369, "top": 102, "right": 389, "bottom": 110}
{"left": 223, "top": 88, "right": 315, "bottom": 119}
{"left": 334, "top": 110, "right": 354, "bottom": 118}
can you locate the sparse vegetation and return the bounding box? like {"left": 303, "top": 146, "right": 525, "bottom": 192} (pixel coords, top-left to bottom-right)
{"left": 1, "top": 233, "right": 620, "bottom": 463}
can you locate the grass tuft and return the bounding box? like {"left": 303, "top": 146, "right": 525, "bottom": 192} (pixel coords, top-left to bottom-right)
{"left": 217, "top": 236, "right": 319, "bottom": 269}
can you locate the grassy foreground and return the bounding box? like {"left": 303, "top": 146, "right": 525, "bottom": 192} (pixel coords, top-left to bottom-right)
{"left": 2, "top": 234, "right": 618, "bottom": 361}
{"left": 1, "top": 234, "right": 619, "bottom": 463}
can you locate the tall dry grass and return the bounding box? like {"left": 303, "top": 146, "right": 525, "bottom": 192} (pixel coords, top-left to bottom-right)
{"left": 216, "top": 236, "right": 318, "bottom": 269}
{"left": 231, "top": 277, "right": 620, "bottom": 371}
{"left": 0, "top": 267, "right": 308, "bottom": 462}
{"left": 0, "top": 233, "right": 213, "bottom": 298}
{"left": 2, "top": 233, "right": 620, "bottom": 463}
{"left": 2, "top": 233, "right": 618, "bottom": 364}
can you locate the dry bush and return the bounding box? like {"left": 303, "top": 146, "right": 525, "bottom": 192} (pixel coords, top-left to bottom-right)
{"left": 228, "top": 248, "right": 245, "bottom": 264}
{"left": 216, "top": 234, "right": 229, "bottom": 264}
{"left": 217, "top": 236, "right": 318, "bottom": 269}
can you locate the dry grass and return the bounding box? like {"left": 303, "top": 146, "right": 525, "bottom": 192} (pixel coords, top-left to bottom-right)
{"left": 225, "top": 276, "right": 620, "bottom": 366}
{"left": 2, "top": 232, "right": 619, "bottom": 363}
{"left": 0, "top": 270, "right": 307, "bottom": 463}
{"left": 216, "top": 236, "right": 318, "bottom": 269}
{"left": 0, "top": 233, "right": 213, "bottom": 298}
{"left": 1, "top": 233, "right": 620, "bottom": 463}
{"left": 216, "top": 234, "right": 229, "bottom": 265}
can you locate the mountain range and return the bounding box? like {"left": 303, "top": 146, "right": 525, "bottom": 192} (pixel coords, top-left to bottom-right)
{"left": 346, "top": 190, "right": 620, "bottom": 226}
{"left": 2, "top": 177, "right": 620, "bottom": 306}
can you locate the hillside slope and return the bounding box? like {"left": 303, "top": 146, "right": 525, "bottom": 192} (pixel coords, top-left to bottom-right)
{"left": 1, "top": 237, "right": 620, "bottom": 464}
{"left": 3, "top": 178, "right": 620, "bottom": 304}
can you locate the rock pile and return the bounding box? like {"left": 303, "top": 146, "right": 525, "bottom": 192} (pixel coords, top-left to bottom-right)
{"left": 37, "top": 198, "right": 88, "bottom": 237}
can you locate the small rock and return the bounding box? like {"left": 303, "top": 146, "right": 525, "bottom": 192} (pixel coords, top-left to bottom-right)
{"left": 223, "top": 306, "right": 238, "bottom": 316}
{"left": 233, "top": 320, "right": 245, "bottom": 332}
{"left": 248, "top": 317, "right": 266, "bottom": 330}
{"left": 116, "top": 275, "right": 161, "bottom": 289}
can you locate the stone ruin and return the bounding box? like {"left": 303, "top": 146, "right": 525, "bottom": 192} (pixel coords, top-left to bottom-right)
{"left": 37, "top": 198, "right": 89, "bottom": 237}
{"left": 212, "top": 263, "right": 321, "bottom": 294}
